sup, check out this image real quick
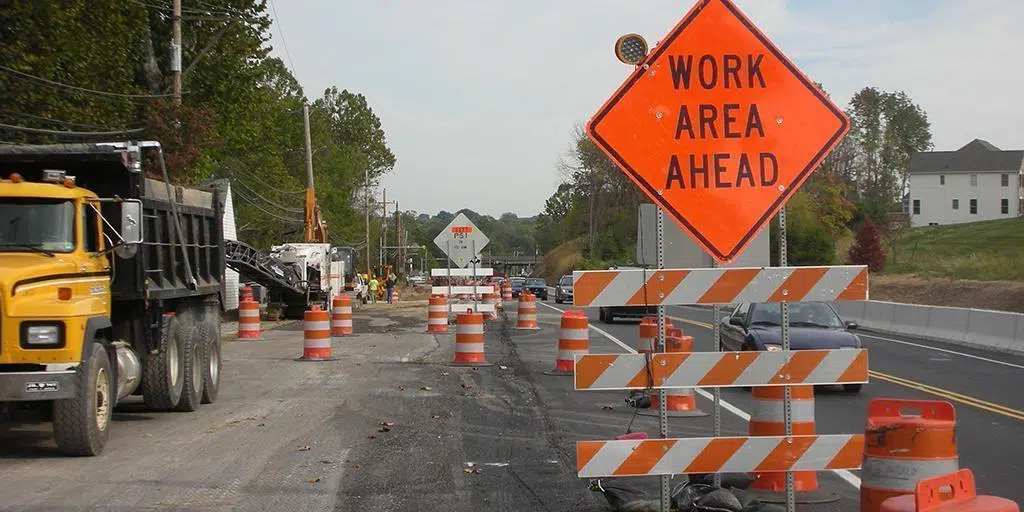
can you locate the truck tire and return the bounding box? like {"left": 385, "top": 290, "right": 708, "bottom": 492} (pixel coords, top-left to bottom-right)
{"left": 200, "top": 319, "right": 221, "bottom": 404}
{"left": 53, "top": 342, "right": 112, "bottom": 456}
{"left": 173, "top": 322, "right": 204, "bottom": 412}
{"left": 143, "top": 315, "right": 185, "bottom": 411}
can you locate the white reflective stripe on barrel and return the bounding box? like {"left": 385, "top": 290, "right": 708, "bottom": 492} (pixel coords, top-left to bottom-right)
{"left": 558, "top": 349, "right": 589, "bottom": 361}
{"left": 333, "top": 319, "right": 353, "bottom": 327}
{"left": 239, "top": 309, "right": 260, "bottom": 318}
{"left": 304, "top": 321, "right": 331, "bottom": 332}
{"left": 239, "top": 324, "right": 260, "bottom": 331}
{"left": 752, "top": 398, "right": 815, "bottom": 423}
{"left": 560, "top": 329, "right": 589, "bottom": 340}
{"left": 429, "top": 305, "right": 448, "bottom": 313}
{"left": 457, "top": 324, "right": 484, "bottom": 334}
{"left": 303, "top": 339, "right": 331, "bottom": 348}
{"left": 455, "top": 343, "right": 484, "bottom": 353}
{"left": 860, "top": 456, "right": 959, "bottom": 491}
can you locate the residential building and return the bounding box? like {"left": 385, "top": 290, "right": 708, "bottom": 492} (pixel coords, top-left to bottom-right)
{"left": 906, "top": 139, "right": 1024, "bottom": 227}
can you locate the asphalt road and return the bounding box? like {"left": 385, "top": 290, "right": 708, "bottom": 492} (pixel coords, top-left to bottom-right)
{"left": 1, "top": 300, "right": 1020, "bottom": 510}
{"left": 540, "top": 300, "right": 1024, "bottom": 505}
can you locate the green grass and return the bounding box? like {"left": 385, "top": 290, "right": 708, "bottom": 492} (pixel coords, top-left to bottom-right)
{"left": 885, "top": 217, "right": 1024, "bottom": 281}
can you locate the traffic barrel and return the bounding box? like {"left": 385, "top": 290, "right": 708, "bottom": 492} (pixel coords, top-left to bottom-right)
{"left": 236, "top": 297, "right": 261, "bottom": 340}
{"left": 239, "top": 285, "right": 254, "bottom": 303}
{"left": 492, "top": 283, "right": 502, "bottom": 309}
{"left": 298, "top": 305, "right": 334, "bottom": 361}
{"left": 427, "top": 294, "right": 449, "bottom": 333}
{"left": 637, "top": 316, "right": 674, "bottom": 353}
{"left": 639, "top": 328, "right": 707, "bottom": 417}
{"left": 881, "top": 469, "right": 1019, "bottom": 512}
{"left": 501, "top": 281, "right": 513, "bottom": 303}
{"left": 483, "top": 292, "right": 499, "bottom": 320}
{"left": 331, "top": 295, "right": 353, "bottom": 337}
{"left": 861, "top": 399, "right": 959, "bottom": 512}
{"left": 392, "top": 288, "right": 400, "bottom": 304}
{"left": 448, "top": 311, "right": 492, "bottom": 367}
{"left": 515, "top": 292, "right": 539, "bottom": 330}
{"left": 544, "top": 310, "right": 589, "bottom": 376}
{"left": 746, "top": 385, "right": 838, "bottom": 504}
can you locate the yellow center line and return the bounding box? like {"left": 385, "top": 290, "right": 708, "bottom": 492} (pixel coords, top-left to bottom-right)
{"left": 667, "top": 316, "right": 1024, "bottom": 422}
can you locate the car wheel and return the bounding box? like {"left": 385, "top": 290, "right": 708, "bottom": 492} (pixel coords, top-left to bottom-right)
{"left": 843, "top": 384, "right": 862, "bottom": 393}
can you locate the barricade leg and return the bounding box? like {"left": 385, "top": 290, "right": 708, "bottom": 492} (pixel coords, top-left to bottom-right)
{"left": 638, "top": 329, "right": 707, "bottom": 417}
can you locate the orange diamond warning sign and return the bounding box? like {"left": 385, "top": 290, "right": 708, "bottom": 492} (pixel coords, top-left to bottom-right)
{"left": 587, "top": 0, "right": 849, "bottom": 263}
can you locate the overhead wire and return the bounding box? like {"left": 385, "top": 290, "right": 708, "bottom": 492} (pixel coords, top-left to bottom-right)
{"left": 229, "top": 177, "right": 304, "bottom": 213}
{"left": 0, "top": 109, "right": 144, "bottom": 131}
{"left": 267, "top": 0, "right": 297, "bottom": 72}
{"left": 0, "top": 65, "right": 180, "bottom": 100}
{"left": 232, "top": 188, "right": 304, "bottom": 224}
{"left": 0, "top": 123, "right": 145, "bottom": 137}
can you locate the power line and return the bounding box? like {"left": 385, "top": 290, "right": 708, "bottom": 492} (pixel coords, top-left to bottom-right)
{"left": 267, "top": 0, "right": 296, "bottom": 72}
{"left": 0, "top": 123, "right": 145, "bottom": 137}
{"left": 0, "top": 109, "right": 143, "bottom": 131}
{"left": 232, "top": 189, "right": 304, "bottom": 224}
{"left": 0, "top": 65, "right": 180, "bottom": 100}
{"left": 230, "top": 177, "right": 304, "bottom": 213}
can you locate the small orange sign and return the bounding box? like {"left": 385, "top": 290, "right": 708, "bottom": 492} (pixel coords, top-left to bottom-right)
{"left": 587, "top": 0, "right": 849, "bottom": 262}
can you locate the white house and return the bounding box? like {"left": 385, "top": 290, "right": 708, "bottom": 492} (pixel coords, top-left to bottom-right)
{"left": 907, "top": 139, "right": 1024, "bottom": 227}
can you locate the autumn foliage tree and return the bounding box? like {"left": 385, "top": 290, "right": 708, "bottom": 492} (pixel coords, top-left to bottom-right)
{"left": 847, "top": 219, "right": 886, "bottom": 271}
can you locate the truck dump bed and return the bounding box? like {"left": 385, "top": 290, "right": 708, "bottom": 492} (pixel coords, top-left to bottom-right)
{"left": 0, "top": 143, "right": 226, "bottom": 303}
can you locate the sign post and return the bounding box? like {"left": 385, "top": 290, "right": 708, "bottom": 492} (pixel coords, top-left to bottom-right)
{"left": 581, "top": 1, "right": 857, "bottom": 510}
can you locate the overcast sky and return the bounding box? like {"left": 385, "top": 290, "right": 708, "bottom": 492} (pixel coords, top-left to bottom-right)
{"left": 268, "top": 0, "right": 1024, "bottom": 218}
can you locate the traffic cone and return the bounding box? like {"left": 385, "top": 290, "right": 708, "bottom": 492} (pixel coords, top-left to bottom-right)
{"left": 544, "top": 310, "right": 589, "bottom": 376}
{"left": 297, "top": 306, "right": 335, "bottom": 361}
{"left": 331, "top": 296, "right": 353, "bottom": 337}
{"left": 515, "top": 292, "right": 540, "bottom": 330}
{"left": 236, "top": 298, "right": 261, "bottom": 340}
{"left": 447, "top": 310, "right": 493, "bottom": 367}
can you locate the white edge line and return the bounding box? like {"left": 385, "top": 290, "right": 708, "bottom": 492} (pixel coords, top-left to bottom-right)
{"left": 542, "top": 301, "right": 862, "bottom": 489}
{"left": 855, "top": 333, "right": 1024, "bottom": 370}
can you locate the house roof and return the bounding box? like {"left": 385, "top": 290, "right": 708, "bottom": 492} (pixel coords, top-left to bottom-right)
{"left": 907, "top": 139, "right": 1024, "bottom": 174}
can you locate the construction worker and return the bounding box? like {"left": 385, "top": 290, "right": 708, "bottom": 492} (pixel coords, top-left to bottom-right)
{"left": 385, "top": 274, "right": 395, "bottom": 304}
{"left": 368, "top": 275, "right": 379, "bottom": 304}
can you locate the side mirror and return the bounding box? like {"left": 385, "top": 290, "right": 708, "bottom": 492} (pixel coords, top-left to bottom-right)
{"left": 728, "top": 316, "right": 744, "bottom": 327}
{"left": 845, "top": 321, "right": 859, "bottom": 330}
{"left": 120, "top": 200, "right": 143, "bottom": 245}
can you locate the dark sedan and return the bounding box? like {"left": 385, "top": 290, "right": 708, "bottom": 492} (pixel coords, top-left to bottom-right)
{"left": 509, "top": 277, "right": 526, "bottom": 297}
{"left": 719, "top": 301, "right": 863, "bottom": 392}
{"left": 522, "top": 277, "right": 548, "bottom": 301}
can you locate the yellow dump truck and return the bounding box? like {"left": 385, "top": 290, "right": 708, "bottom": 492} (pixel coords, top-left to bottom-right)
{"left": 0, "top": 142, "right": 226, "bottom": 456}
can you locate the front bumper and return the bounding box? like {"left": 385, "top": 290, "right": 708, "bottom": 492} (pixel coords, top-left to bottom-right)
{"left": 0, "top": 370, "right": 77, "bottom": 401}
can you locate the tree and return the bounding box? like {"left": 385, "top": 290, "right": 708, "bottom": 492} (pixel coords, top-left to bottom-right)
{"left": 770, "top": 192, "right": 837, "bottom": 266}
{"left": 847, "top": 219, "right": 886, "bottom": 271}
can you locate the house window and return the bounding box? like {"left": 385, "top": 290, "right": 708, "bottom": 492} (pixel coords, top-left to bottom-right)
{"left": 952, "top": 199, "right": 959, "bottom": 210}
{"left": 970, "top": 199, "right": 977, "bottom": 214}
{"left": 1002, "top": 199, "right": 1009, "bottom": 214}
{"left": 1002, "top": 174, "right": 1009, "bottom": 187}
{"left": 970, "top": 174, "right": 978, "bottom": 186}
{"left": 939, "top": 175, "right": 945, "bottom": 185}
{"left": 912, "top": 199, "right": 921, "bottom": 215}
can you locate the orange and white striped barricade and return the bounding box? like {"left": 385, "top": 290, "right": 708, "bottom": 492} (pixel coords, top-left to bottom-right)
{"left": 297, "top": 306, "right": 334, "bottom": 361}
{"left": 482, "top": 292, "right": 499, "bottom": 320}
{"left": 501, "top": 281, "right": 513, "bottom": 303}
{"left": 573, "top": 349, "right": 869, "bottom": 390}
{"left": 331, "top": 296, "right": 353, "bottom": 337}
{"left": 544, "top": 310, "right": 589, "bottom": 376}
{"left": 576, "top": 434, "right": 865, "bottom": 478}
{"left": 639, "top": 328, "right": 707, "bottom": 418}
{"left": 570, "top": 265, "right": 868, "bottom": 308}
{"left": 861, "top": 399, "right": 959, "bottom": 512}
{"left": 636, "top": 316, "right": 674, "bottom": 353}
{"left": 426, "top": 294, "right": 449, "bottom": 333}
{"left": 880, "top": 469, "right": 1020, "bottom": 512}
{"left": 448, "top": 311, "right": 492, "bottom": 367}
{"left": 515, "top": 292, "right": 539, "bottom": 330}
{"left": 745, "top": 385, "right": 836, "bottom": 504}
{"left": 236, "top": 297, "right": 261, "bottom": 340}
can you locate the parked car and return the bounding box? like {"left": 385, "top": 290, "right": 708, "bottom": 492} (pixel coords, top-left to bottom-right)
{"left": 597, "top": 265, "right": 657, "bottom": 323}
{"left": 408, "top": 272, "right": 428, "bottom": 285}
{"left": 555, "top": 274, "right": 573, "bottom": 304}
{"left": 523, "top": 277, "right": 549, "bottom": 301}
{"left": 510, "top": 277, "right": 526, "bottom": 297}
{"left": 718, "top": 301, "right": 863, "bottom": 392}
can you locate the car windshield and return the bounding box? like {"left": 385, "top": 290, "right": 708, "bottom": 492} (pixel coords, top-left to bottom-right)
{"left": 559, "top": 276, "right": 572, "bottom": 286}
{"left": 749, "top": 302, "right": 843, "bottom": 328}
{"left": 0, "top": 198, "right": 75, "bottom": 254}
{"left": 511, "top": 278, "right": 525, "bottom": 286}
{"left": 525, "top": 278, "right": 545, "bottom": 286}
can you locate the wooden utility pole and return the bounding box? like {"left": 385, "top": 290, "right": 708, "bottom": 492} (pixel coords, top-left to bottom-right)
{"left": 365, "top": 168, "right": 371, "bottom": 276}
{"left": 171, "top": 0, "right": 182, "bottom": 105}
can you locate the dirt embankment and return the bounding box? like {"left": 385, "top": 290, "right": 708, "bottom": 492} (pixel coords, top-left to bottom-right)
{"left": 870, "top": 275, "right": 1024, "bottom": 313}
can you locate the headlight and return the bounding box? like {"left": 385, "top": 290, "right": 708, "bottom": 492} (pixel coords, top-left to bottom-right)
{"left": 22, "top": 323, "right": 64, "bottom": 347}
{"left": 764, "top": 344, "right": 782, "bottom": 352}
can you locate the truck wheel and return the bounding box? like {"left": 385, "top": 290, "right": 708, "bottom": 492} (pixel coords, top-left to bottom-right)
{"left": 200, "top": 319, "right": 221, "bottom": 404}
{"left": 173, "top": 322, "right": 204, "bottom": 412}
{"left": 143, "top": 316, "right": 185, "bottom": 411}
{"left": 53, "top": 342, "right": 112, "bottom": 456}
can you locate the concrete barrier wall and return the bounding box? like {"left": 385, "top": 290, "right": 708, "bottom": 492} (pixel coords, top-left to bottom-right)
{"left": 832, "top": 300, "right": 1024, "bottom": 355}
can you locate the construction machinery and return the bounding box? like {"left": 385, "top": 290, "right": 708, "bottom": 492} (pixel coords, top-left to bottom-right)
{"left": 0, "top": 142, "right": 226, "bottom": 456}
